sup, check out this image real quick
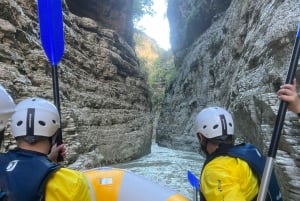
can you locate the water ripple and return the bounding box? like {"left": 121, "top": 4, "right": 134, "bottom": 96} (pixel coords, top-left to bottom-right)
{"left": 112, "top": 143, "right": 205, "bottom": 200}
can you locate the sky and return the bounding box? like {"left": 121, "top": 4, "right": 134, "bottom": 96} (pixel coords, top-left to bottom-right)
{"left": 135, "top": 0, "right": 170, "bottom": 50}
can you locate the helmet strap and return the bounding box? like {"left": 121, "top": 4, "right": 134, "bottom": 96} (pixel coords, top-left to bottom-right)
{"left": 23, "top": 136, "right": 38, "bottom": 144}
{"left": 17, "top": 135, "right": 48, "bottom": 144}
{"left": 219, "top": 114, "right": 228, "bottom": 136}
{"left": 48, "top": 137, "right": 53, "bottom": 154}
{"left": 200, "top": 137, "right": 209, "bottom": 156}
{"left": 26, "top": 108, "right": 35, "bottom": 137}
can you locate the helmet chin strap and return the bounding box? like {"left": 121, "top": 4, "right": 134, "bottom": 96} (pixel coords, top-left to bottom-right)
{"left": 48, "top": 132, "right": 58, "bottom": 154}
{"left": 200, "top": 137, "right": 209, "bottom": 156}
{"left": 48, "top": 137, "right": 53, "bottom": 154}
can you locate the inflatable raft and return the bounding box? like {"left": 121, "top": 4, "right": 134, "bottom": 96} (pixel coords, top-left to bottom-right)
{"left": 84, "top": 167, "right": 190, "bottom": 201}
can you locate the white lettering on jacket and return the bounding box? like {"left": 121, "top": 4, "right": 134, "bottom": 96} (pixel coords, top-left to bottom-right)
{"left": 6, "top": 160, "right": 19, "bottom": 172}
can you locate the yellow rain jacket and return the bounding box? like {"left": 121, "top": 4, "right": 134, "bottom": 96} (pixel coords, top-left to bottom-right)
{"left": 201, "top": 156, "right": 259, "bottom": 201}
{"left": 45, "top": 168, "right": 93, "bottom": 201}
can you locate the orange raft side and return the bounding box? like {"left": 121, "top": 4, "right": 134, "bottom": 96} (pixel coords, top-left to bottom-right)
{"left": 83, "top": 167, "right": 190, "bottom": 201}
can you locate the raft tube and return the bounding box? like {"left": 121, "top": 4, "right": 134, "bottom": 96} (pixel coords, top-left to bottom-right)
{"left": 84, "top": 167, "right": 189, "bottom": 201}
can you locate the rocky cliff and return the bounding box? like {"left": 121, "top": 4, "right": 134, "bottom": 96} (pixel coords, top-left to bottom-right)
{"left": 0, "top": 0, "right": 152, "bottom": 168}
{"left": 65, "top": 0, "right": 133, "bottom": 46}
{"left": 157, "top": 0, "right": 300, "bottom": 199}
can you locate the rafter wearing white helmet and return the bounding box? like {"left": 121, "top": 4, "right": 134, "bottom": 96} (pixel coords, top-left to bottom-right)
{"left": 11, "top": 97, "right": 60, "bottom": 143}
{"left": 195, "top": 106, "right": 234, "bottom": 141}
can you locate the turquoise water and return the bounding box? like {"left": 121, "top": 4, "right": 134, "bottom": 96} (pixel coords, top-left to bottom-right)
{"left": 112, "top": 143, "right": 204, "bottom": 200}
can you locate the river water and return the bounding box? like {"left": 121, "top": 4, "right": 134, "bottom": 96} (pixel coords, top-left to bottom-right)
{"left": 112, "top": 142, "right": 205, "bottom": 200}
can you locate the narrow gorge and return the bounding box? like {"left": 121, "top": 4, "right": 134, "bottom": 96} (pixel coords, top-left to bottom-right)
{"left": 1, "top": 0, "right": 300, "bottom": 200}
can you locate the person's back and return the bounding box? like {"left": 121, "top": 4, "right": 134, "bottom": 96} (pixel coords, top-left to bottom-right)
{"left": 0, "top": 97, "right": 93, "bottom": 201}
{"left": 200, "top": 147, "right": 258, "bottom": 200}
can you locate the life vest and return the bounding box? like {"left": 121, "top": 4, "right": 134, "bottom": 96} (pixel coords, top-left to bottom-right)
{"left": 0, "top": 149, "right": 61, "bottom": 201}
{"left": 200, "top": 143, "right": 282, "bottom": 201}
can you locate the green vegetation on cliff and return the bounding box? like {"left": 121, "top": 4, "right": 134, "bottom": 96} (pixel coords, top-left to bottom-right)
{"left": 133, "top": 0, "right": 154, "bottom": 22}
{"left": 134, "top": 30, "right": 176, "bottom": 112}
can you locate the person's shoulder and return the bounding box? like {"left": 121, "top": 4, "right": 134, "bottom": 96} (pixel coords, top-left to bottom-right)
{"left": 207, "top": 155, "right": 239, "bottom": 168}
{"left": 46, "top": 168, "right": 92, "bottom": 201}
{"left": 54, "top": 167, "right": 86, "bottom": 179}
{"left": 47, "top": 167, "right": 88, "bottom": 187}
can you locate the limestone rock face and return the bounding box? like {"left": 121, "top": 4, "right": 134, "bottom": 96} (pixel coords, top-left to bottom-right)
{"left": 168, "top": 0, "right": 232, "bottom": 52}
{"left": 159, "top": 0, "right": 300, "bottom": 199}
{"left": 65, "top": 0, "right": 133, "bottom": 46}
{"left": 0, "top": 0, "right": 152, "bottom": 169}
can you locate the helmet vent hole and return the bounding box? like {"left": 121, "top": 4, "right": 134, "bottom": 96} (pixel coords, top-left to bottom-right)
{"left": 202, "top": 125, "right": 207, "bottom": 129}
{"left": 213, "top": 124, "right": 218, "bottom": 129}
{"left": 17, "top": 121, "right": 23, "bottom": 126}
{"left": 38, "top": 121, "right": 46, "bottom": 126}
{"left": 229, "top": 123, "right": 232, "bottom": 127}
{"left": 52, "top": 120, "right": 56, "bottom": 124}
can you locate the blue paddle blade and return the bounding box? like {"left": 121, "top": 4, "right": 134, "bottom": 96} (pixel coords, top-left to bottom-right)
{"left": 297, "top": 22, "right": 300, "bottom": 37}
{"left": 187, "top": 170, "right": 200, "bottom": 192}
{"left": 37, "top": 0, "right": 64, "bottom": 66}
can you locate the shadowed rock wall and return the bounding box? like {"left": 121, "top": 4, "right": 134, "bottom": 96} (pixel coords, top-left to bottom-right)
{"left": 65, "top": 0, "right": 133, "bottom": 46}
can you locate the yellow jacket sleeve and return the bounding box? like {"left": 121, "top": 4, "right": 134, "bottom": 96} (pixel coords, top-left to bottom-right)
{"left": 45, "top": 167, "right": 93, "bottom": 201}
{"left": 200, "top": 156, "right": 258, "bottom": 201}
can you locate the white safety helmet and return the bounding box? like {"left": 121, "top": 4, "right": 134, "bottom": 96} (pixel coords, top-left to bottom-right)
{"left": 195, "top": 106, "right": 234, "bottom": 139}
{"left": 0, "top": 84, "right": 15, "bottom": 131}
{"left": 11, "top": 97, "right": 60, "bottom": 139}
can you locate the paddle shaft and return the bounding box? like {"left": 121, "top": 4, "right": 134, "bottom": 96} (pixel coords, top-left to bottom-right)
{"left": 193, "top": 189, "right": 198, "bottom": 201}
{"left": 52, "top": 65, "right": 64, "bottom": 162}
{"left": 52, "top": 65, "right": 62, "bottom": 143}
{"left": 257, "top": 23, "right": 300, "bottom": 201}
{"left": 187, "top": 170, "right": 200, "bottom": 201}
